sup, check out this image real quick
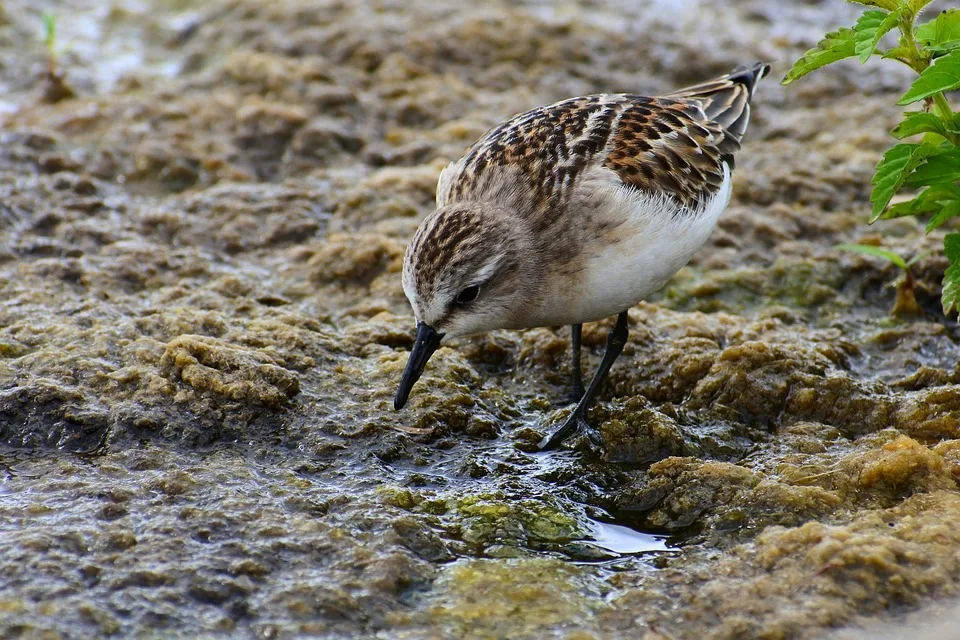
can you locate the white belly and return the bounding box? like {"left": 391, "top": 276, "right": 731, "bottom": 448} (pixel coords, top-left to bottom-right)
{"left": 530, "top": 163, "right": 731, "bottom": 326}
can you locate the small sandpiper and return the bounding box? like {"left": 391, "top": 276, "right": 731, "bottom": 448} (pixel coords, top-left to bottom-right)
{"left": 393, "top": 63, "right": 770, "bottom": 450}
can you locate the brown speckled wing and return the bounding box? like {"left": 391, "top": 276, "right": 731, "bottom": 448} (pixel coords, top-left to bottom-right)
{"left": 602, "top": 97, "right": 733, "bottom": 210}
{"left": 438, "top": 62, "right": 769, "bottom": 214}
{"left": 604, "top": 63, "right": 770, "bottom": 210}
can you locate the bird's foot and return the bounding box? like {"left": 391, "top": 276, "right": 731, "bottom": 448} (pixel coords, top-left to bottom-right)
{"left": 538, "top": 411, "right": 602, "bottom": 451}
{"left": 540, "top": 311, "right": 627, "bottom": 452}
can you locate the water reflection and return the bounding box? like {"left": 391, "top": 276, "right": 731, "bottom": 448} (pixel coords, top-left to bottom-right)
{"left": 587, "top": 518, "right": 669, "bottom": 555}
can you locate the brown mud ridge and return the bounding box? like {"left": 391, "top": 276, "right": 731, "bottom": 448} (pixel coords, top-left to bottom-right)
{"left": 2, "top": 1, "right": 960, "bottom": 638}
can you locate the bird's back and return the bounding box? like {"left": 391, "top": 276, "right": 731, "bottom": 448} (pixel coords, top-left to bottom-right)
{"left": 437, "top": 62, "right": 770, "bottom": 221}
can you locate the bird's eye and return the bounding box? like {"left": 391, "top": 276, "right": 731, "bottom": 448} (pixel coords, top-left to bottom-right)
{"left": 455, "top": 284, "right": 480, "bottom": 304}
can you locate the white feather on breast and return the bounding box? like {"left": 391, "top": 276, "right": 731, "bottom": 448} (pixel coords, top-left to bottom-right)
{"left": 527, "top": 162, "right": 732, "bottom": 327}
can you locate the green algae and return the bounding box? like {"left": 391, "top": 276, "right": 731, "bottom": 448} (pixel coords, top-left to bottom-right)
{"left": 455, "top": 493, "right": 582, "bottom": 549}
{"left": 380, "top": 485, "right": 592, "bottom": 555}
{"left": 658, "top": 257, "right": 851, "bottom": 318}
{"left": 412, "top": 558, "right": 606, "bottom": 639}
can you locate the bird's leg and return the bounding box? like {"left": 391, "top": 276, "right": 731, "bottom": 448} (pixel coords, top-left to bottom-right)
{"left": 570, "top": 323, "right": 585, "bottom": 402}
{"left": 539, "top": 310, "right": 629, "bottom": 451}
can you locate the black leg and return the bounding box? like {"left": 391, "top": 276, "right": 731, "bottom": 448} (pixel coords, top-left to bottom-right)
{"left": 539, "top": 310, "right": 629, "bottom": 451}
{"left": 570, "top": 323, "right": 584, "bottom": 402}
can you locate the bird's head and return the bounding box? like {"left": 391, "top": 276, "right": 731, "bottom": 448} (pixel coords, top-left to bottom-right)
{"left": 394, "top": 202, "right": 541, "bottom": 409}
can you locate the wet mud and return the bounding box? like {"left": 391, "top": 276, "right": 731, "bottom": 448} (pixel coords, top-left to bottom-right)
{"left": 2, "top": 0, "right": 960, "bottom": 638}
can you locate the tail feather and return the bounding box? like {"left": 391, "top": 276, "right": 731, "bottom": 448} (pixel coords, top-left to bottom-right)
{"left": 667, "top": 62, "right": 771, "bottom": 143}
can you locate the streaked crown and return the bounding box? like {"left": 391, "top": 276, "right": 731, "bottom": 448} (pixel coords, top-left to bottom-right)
{"left": 401, "top": 203, "right": 539, "bottom": 337}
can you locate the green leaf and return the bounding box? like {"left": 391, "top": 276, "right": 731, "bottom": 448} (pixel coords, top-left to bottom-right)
{"left": 898, "top": 49, "right": 960, "bottom": 104}
{"left": 782, "top": 28, "right": 857, "bottom": 85}
{"left": 906, "top": 0, "right": 936, "bottom": 13}
{"left": 916, "top": 9, "right": 960, "bottom": 49}
{"left": 847, "top": 0, "right": 899, "bottom": 11}
{"left": 928, "top": 39, "right": 960, "bottom": 55}
{"left": 835, "top": 243, "right": 908, "bottom": 268}
{"left": 884, "top": 183, "right": 960, "bottom": 220}
{"left": 891, "top": 111, "right": 959, "bottom": 138}
{"left": 882, "top": 44, "right": 913, "bottom": 61}
{"left": 904, "top": 148, "right": 960, "bottom": 187}
{"left": 916, "top": 183, "right": 960, "bottom": 208}
{"left": 883, "top": 200, "right": 922, "bottom": 218}
{"left": 926, "top": 200, "right": 960, "bottom": 232}
{"left": 855, "top": 10, "right": 901, "bottom": 63}
{"left": 870, "top": 142, "right": 942, "bottom": 221}
{"left": 941, "top": 233, "right": 960, "bottom": 314}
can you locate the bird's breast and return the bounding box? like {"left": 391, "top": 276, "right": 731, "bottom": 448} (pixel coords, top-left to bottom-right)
{"left": 521, "top": 164, "right": 732, "bottom": 328}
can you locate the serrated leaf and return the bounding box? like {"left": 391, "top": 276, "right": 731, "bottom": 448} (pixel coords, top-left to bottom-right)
{"left": 922, "top": 183, "right": 960, "bottom": 200}
{"left": 782, "top": 28, "right": 857, "bottom": 85}
{"left": 915, "top": 183, "right": 960, "bottom": 208}
{"left": 892, "top": 111, "right": 954, "bottom": 138}
{"left": 883, "top": 183, "right": 960, "bottom": 229}
{"left": 916, "top": 9, "right": 960, "bottom": 49}
{"left": 928, "top": 39, "right": 960, "bottom": 54}
{"left": 898, "top": 49, "right": 960, "bottom": 104}
{"left": 907, "top": 0, "right": 936, "bottom": 12}
{"left": 835, "top": 243, "right": 908, "bottom": 268}
{"left": 855, "top": 10, "right": 901, "bottom": 63}
{"left": 883, "top": 183, "right": 960, "bottom": 220}
{"left": 941, "top": 233, "right": 960, "bottom": 313}
{"left": 847, "top": 0, "right": 899, "bottom": 10}
{"left": 884, "top": 200, "right": 923, "bottom": 218}
{"left": 904, "top": 148, "right": 960, "bottom": 187}
{"left": 907, "top": 0, "right": 935, "bottom": 15}
{"left": 883, "top": 44, "right": 913, "bottom": 61}
{"left": 926, "top": 200, "right": 960, "bottom": 232}
{"left": 870, "top": 142, "right": 942, "bottom": 221}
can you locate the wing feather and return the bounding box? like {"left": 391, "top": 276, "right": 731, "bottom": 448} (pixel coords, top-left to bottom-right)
{"left": 436, "top": 62, "right": 770, "bottom": 215}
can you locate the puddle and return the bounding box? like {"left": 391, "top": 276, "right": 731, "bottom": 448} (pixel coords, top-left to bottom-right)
{"left": 587, "top": 518, "right": 670, "bottom": 555}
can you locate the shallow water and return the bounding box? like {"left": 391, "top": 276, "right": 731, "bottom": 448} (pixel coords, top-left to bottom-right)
{"left": 587, "top": 520, "right": 669, "bottom": 555}
{"left": 2, "top": 0, "right": 960, "bottom": 638}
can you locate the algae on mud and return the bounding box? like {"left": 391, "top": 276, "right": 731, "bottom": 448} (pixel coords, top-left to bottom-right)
{"left": 2, "top": 0, "right": 960, "bottom": 638}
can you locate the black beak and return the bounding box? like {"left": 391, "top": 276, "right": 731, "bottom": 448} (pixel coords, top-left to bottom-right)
{"left": 394, "top": 322, "right": 444, "bottom": 410}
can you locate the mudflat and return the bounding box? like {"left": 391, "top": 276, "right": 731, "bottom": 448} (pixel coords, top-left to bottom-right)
{"left": 2, "top": 1, "right": 959, "bottom": 638}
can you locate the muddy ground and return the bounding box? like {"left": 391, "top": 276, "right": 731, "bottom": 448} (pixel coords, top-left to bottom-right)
{"left": 2, "top": 0, "right": 960, "bottom": 638}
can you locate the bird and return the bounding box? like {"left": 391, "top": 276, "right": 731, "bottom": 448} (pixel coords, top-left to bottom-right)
{"left": 392, "top": 62, "right": 771, "bottom": 450}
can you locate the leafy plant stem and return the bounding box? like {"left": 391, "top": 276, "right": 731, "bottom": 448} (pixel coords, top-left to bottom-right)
{"left": 932, "top": 93, "right": 954, "bottom": 120}
{"left": 901, "top": 12, "right": 922, "bottom": 67}
{"left": 785, "top": 2, "right": 960, "bottom": 315}
{"left": 901, "top": 14, "right": 958, "bottom": 142}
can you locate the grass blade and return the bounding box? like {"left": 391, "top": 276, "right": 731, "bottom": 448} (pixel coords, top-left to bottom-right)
{"left": 835, "top": 243, "right": 908, "bottom": 268}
